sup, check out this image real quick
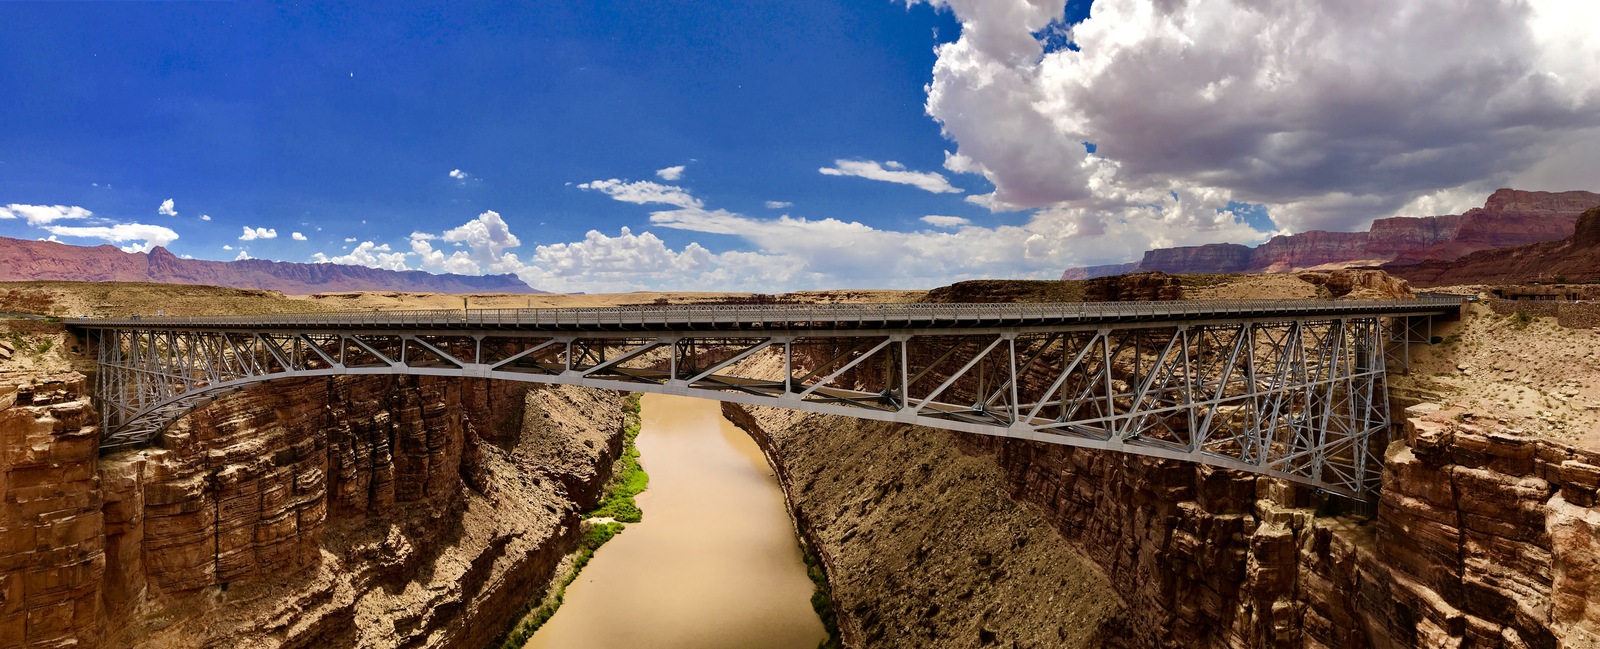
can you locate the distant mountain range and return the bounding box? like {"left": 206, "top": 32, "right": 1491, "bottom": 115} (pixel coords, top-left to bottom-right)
{"left": 1061, "top": 189, "right": 1600, "bottom": 280}
{"left": 0, "top": 237, "right": 542, "bottom": 294}
{"left": 1384, "top": 205, "right": 1600, "bottom": 286}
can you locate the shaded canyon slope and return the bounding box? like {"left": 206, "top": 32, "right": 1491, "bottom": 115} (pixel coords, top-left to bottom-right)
{"left": 0, "top": 236, "right": 541, "bottom": 294}
{"left": 1383, "top": 205, "right": 1600, "bottom": 286}
{"left": 724, "top": 277, "right": 1600, "bottom": 648}
{"left": 1062, "top": 189, "right": 1600, "bottom": 280}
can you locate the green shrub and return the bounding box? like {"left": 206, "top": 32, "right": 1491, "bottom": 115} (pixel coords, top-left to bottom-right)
{"left": 803, "top": 550, "right": 842, "bottom": 649}
{"left": 497, "top": 522, "right": 626, "bottom": 648}
{"left": 584, "top": 393, "right": 648, "bottom": 522}
{"left": 496, "top": 393, "right": 647, "bottom": 648}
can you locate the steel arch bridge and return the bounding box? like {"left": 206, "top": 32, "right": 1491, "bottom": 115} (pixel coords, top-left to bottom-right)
{"left": 70, "top": 297, "right": 1458, "bottom": 500}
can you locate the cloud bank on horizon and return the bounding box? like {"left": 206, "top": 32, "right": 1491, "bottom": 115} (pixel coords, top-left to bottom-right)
{"left": 3, "top": 0, "right": 1597, "bottom": 292}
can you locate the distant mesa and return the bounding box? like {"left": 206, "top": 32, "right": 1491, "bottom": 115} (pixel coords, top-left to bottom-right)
{"left": 1383, "top": 204, "right": 1600, "bottom": 286}
{"left": 0, "top": 237, "right": 544, "bottom": 294}
{"left": 1062, "top": 189, "right": 1600, "bottom": 280}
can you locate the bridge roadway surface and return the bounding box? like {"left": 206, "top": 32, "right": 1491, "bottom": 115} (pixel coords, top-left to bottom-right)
{"left": 78, "top": 296, "right": 1461, "bottom": 332}
{"left": 72, "top": 296, "right": 1463, "bottom": 500}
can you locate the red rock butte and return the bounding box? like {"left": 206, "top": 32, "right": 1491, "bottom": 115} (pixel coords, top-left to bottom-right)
{"left": 1062, "top": 189, "right": 1600, "bottom": 279}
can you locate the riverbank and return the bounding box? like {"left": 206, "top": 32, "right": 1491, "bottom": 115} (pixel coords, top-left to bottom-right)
{"left": 724, "top": 403, "right": 1131, "bottom": 648}
{"left": 500, "top": 394, "right": 644, "bottom": 647}
{"left": 524, "top": 394, "right": 824, "bottom": 649}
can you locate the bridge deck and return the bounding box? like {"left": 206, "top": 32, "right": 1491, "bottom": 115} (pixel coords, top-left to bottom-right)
{"left": 71, "top": 296, "right": 1461, "bottom": 333}
{"left": 70, "top": 296, "right": 1462, "bottom": 500}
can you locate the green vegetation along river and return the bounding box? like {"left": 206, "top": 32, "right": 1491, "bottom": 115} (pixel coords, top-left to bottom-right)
{"left": 524, "top": 393, "right": 826, "bottom": 648}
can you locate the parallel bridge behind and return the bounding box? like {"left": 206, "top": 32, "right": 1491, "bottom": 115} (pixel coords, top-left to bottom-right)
{"left": 71, "top": 297, "right": 1461, "bottom": 500}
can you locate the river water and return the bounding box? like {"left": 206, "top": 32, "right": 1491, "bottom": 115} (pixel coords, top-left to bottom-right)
{"left": 524, "top": 394, "right": 827, "bottom": 649}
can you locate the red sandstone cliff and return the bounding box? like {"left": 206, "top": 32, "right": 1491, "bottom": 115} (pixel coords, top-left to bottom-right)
{"left": 725, "top": 385, "right": 1600, "bottom": 648}
{"left": 0, "top": 237, "right": 541, "bottom": 294}
{"left": 1062, "top": 189, "right": 1600, "bottom": 280}
{"left": 1384, "top": 205, "right": 1600, "bottom": 286}
{"left": 0, "top": 370, "right": 624, "bottom": 648}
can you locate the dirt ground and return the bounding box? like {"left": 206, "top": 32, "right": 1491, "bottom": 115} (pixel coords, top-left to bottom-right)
{"left": 1396, "top": 300, "right": 1600, "bottom": 448}
{"left": 0, "top": 281, "right": 925, "bottom": 317}
{"left": 1182, "top": 273, "right": 1327, "bottom": 300}
{"left": 0, "top": 281, "right": 335, "bottom": 317}
{"left": 736, "top": 404, "right": 1132, "bottom": 648}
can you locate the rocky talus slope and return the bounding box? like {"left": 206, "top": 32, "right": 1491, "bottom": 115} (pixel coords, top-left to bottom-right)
{"left": 0, "top": 371, "right": 625, "bottom": 648}
{"left": 727, "top": 399, "right": 1600, "bottom": 648}
{"left": 1063, "top": 189, "right": 1600, "bottom": 279}
{"left": 725, "top": 404, "right": 1132, "bottom": 648}
{"left": 0, "top": 237, "right": 540, "bottom": 294}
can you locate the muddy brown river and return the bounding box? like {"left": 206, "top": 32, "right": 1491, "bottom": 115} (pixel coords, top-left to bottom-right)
{"left": 524, "top": 394, "right": 827, "bottom": 649}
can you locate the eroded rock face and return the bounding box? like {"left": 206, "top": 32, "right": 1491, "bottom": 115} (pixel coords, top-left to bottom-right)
{"left": 1083, "top": 271, "right": 1186, "bottom": 301}
{"left": 1297, "top": 269, "right": 1413, "bottom": 300}
{"left": 730, "top": 399, "right": 1600, "bottom": 648}
{"left": 0, "top": 237, "right": 541, "bottom": 294}
{"left": 0, "top": 376, "right": 103, "bottom": 648}
{"left": 1140, "top": 243, "right": 1257, "bottom": 275}
{"left": 1389, "top": 205, "right": 1600, "bottom": 285}
{"left": 963, "top": 405, "right": 1600, "bottom": 648}
{"left": 1063, "top": 189, "right": 1600, "bottom": 280}
{"left": 1252, "top": 231, "right": 1373, "bottom": 273}
{"left": 1, "top": 373, "right": 627, "bottom": 648}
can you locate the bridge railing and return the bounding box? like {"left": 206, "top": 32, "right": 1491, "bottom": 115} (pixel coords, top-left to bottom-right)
{"left": 74, "top": 295, "right": 1462, "bottom": 329}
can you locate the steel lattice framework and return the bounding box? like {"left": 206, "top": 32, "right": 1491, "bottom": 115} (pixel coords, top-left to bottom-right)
{"left": 73, "top": 298, "right": 1459, "bottom": 500}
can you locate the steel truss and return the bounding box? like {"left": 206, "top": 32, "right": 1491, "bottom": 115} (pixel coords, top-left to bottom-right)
{"left": 85, "top": 314, "right": 1408, "bottom": 499}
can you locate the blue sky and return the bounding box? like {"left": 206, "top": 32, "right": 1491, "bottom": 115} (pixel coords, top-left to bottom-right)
{"left": 3, "top": 1, "right": 1596, "bottom": 292}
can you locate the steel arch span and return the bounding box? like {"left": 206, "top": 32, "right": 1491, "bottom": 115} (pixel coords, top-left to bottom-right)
{"left": 73, "top": 299, "right": 1459, "bottom": 500}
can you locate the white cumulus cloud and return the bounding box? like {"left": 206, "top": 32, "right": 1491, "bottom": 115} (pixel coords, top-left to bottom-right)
{"left": 655, "top": 165, "right": 686, "bottom": 181}
{"left": 440, "top": 210, "right": 522, "bottom": 271}
{"left": 200, "top": 214, "right": 212, "bottom": 221}
{"left": 920, "top": 215, "right": 971, "bottom": 228}
{"left": 449, "top": 169, "right": 470, "bottom": 181}
{"left": 818, "top": 160, "right": 962, "bottom": 194}
{"left": 44, "top": 223, "right": 180, "bottom": 254}
{"left": 158, "top": 199, "right": 177, "bottom": 217}
{"left": 577, "top": 179, "right": 703, "bottom": 209}
{"left": 313, "top": 241, "right": 411, "bottom": 271}
{"left": 239, "top": 226, "right": 277, "bottom": 241}
{"left": 921, "top": 0, "right": 1600, "bottom": 233}
{"left": 292, "top": 232, "right": 307, "bottom": 241}
{"left": 0, "top": 204, "right": 92, "bottom": 225}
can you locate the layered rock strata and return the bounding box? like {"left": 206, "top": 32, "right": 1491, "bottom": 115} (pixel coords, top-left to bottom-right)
{"left": 0, "top": 237, "right": 541, "bottom": 294}
{"left": 0, "top": 376, "right": 102, "bottom": 648}
{"left": 726, "top": 401, "right": 1600, "bottom": 648}
{"left": 1063, "top": 189, "right": 1600, "bottom": 280}
{"left": 1, "top": 371, "right": 627, "bottom": 648}
{"left": 1384, "top": 205, "right": 1600, "bottom": 286}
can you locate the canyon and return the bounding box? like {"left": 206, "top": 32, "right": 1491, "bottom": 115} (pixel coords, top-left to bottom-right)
{"left": 1063, "top": 189, "right": 1600, "bottom": 280}
{"left": 1, "top": 365, "right": 629, "bottom": 647}
{"left": 0, "top": 237, "right": 540, "bottom": 295}
{"left": 3, "top": 275, "right": 1599, "bottom": 648}
{"left": 725, "top": 397, "right": 1600, "bottom": 648}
